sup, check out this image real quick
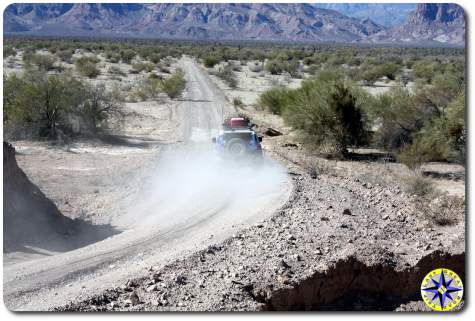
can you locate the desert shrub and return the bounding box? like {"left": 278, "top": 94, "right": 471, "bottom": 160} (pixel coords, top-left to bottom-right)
{"left": 378, "top": 63, "right": 400, "bottom": 80}
{"left": 119, "top": 49, "right": 136, "bottom": 64}
{"left": 369, "top": 87, "right": 422, "bottom": 149}
{"left": 81, "top": 83, "right": 123, "bottom": 130}
{"left": 214, "top": 65, "right": 238, "bottom": 88}
{"left": 56, "top": 49, "right": 74, "bottom": 63}
{"left": 4, "top": 46, "right": 17, "bottom": 58}
{"left": 265, "top": 59, "right": 286, "bottom": 75}
{"left": 149, "top": 53, "right": 162, "bottom": 64}
{"left": 233, "top": 97, "right": 244, "bottom": 109}
{"left": 157, "top": 63, "right": 171, "bottom": 74}
{"left": 285, "top": 58, "right": 301, "bottom": 78}
{"left": 131, "top": 75, "right": 162, "bottom": 101}
{"left": 249, "top": 61, "right": 263, "bottom": 73}
{"left": 348, "top": 56, "right": 362, "bottom": 66}
{"left": 108, "top": 65, "right": 126, "bottom": 77}
{"left": 75, "top": 56, "right": 100, "bottom": 78}
{"left": 412, "top": 60, "right": 439, "bottom": 83}
{"left": 25, "top": 53, "right": 58, "bottom": 71}
{"left": 361, "top": 67, "right": 382, "bottom": 85}
{"left": 446, "top": 93, "right": 465, "bottom": 160}
{"left": 416, "top": 195, "right": 465, "bottom": 226}
{"left": 131, "top": 62, "right": 156, "bottom": 73}
{"left": 401, "top": 172, "right": 435, "bottom": 197}
{"left": 159, "top": 68, "right": 186, "bottom": 99}
{"left": 307, "top": 159, "right": 335, "bottom": 179}
{"left": 105, "top": 51, "right": 121, "bottom": 63}
{"left": 283, "top": 76, "right": 369, "bottom": 157}
{"left": 258, "top": 87, "right": 293, "bottom": 115}
{"left": 203, "top": 54, "right": 221, "bottom": 68}
{"left": 4, "top": 70, "right": 83, "bottom": 137}
{"left": 397, "top": 142, "right": 431, "bottom": 170}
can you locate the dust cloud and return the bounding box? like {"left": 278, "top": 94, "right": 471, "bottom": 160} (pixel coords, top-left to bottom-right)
{"left": 116, "top": 147, "right": 289, "bottom": 229}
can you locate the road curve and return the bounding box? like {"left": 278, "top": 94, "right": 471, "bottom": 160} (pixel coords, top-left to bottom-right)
{"left": 3, "top": 58, "right": 291, "bottom": 311}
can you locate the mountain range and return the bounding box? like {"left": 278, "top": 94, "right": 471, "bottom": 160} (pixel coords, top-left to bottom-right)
{"left": 312, "top": 3, "right": 416, "bottom": 27}
{"left": 3, "top": 3, "right": 465, "bottom": 46}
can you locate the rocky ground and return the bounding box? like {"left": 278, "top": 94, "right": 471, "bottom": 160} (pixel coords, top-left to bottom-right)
{"left": 57, "top": 143, "right": 465, "bottom": 311}
{"left": 56, "top": 64, "right": 465, "bottom": 311}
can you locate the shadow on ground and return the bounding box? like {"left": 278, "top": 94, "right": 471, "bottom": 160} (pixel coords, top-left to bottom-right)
{"left": 3, "top": 142, "right": 121, "bottom": 254}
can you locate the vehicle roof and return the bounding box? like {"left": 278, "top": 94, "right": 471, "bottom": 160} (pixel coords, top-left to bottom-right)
{"left": 221, "top": 129, "right": 255, "bottom": 134}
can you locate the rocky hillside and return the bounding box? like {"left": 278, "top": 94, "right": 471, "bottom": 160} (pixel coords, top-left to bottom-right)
{"left": 366, "top": 3, "right": 465, "bottom": 45}
{"left": 313, "top": 3, "right": 416, "bottom": 27}
{"left": 4, "top": 3, "right": 383, "bottom": 42}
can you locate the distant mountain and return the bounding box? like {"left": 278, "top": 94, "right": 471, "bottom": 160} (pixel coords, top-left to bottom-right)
{"left": 312, "top": 3, "right": 416, "bottom": 27}
{"left": 3, "top": 3, "right": 464, "bottom": 46}
{"left": 3, "top": 3, "right": 384, "bottom": 42}
{"left": 366, "top": 3, "right": 465, "bottom": 45}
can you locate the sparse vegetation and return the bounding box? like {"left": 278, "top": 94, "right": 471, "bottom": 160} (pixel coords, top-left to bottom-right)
{"left": 3, "top": 69, "right": 121, "bottom": 138}
{"left": 417, "top": 194, "right": 465, "bottom": 226}
{"left": 131, "top": 61, "right": 156, "bottom": 74}
{"left": 3, "top": 37, "right": 465, "bottom": 170}
{"left": 75, "top": 56, "right": 100, "bottom": 78}
{"left": 108, "top": 65, "right": 126, "bottom": 77}
{"left": 401, "top": 172, "right": 435, "bottom": 197}
{"left": 159, "top": 68, "right": 186, "bottom": 99}
{"left": 213, "top": 64, "right": 238, "bottom": 88}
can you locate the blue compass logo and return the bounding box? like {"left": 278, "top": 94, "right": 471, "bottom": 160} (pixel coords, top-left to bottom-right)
{"left": 421, "top": 268, "right": 463, "bottom": 311}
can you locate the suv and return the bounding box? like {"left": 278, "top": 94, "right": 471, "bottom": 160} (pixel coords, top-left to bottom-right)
{"left": 212, "top": 117, "right": 263, "bottom": 160}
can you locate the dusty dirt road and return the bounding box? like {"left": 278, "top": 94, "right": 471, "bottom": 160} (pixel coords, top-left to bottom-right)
{"left": 3, "top": 57, "right": 291, "bottom": 311}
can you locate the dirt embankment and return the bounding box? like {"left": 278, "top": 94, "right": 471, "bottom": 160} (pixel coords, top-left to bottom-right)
{"left": 3, "top": 142, "right": 118, "bottom": 256}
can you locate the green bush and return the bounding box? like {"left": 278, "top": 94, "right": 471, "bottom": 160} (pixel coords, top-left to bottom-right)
{"left": 25, "top": 53, "right": 58, "bottom": 71}
{"left": 378, "top": 63, "right": 400, "bottom": 80}
{"left": 4, "top": 70, "right": 82, "bottom": 137}
{"left": 265, "top": 59, "right": 286, "bottom": 75}
{"left": 108, "top": 65, "right": 126, "bottom": 77}
{"left": 56, "top": 49, "right": 74, "bottom": 63}
{"left": 119, "top": 49, "right": 136, "bottom": 64}
{"left": 203, "top": 54, "right": 220, "bottom": 68}
{"left": 159, "top": 69, "right": 186, "bottom": 99}
{"left": 283, "top": 76, "right": 369, "bottom": 158}
{"left": 412, "top": 60, "right": 439, "bottom": 83}
{"left": 258, "top": 87, "right": 292, "bottom": 115}
{"left": 402, "top": 172, "right": 435, "bottom": 197}
{"left": 75, "top": 56, "right": 100, "bottom": 78}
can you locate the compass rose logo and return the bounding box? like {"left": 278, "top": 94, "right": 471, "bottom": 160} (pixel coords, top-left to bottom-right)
{"left": 421, "top": 268, "right": 463, "bottom": 311}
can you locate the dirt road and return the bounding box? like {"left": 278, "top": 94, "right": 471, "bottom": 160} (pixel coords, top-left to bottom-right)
{"left": 3, "top": 58, "right": 291, "bottom": 311}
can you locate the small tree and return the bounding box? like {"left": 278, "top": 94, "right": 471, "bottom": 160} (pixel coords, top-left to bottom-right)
{"left": 283, "top": 77, "right": 368, "bottom": 158}
{"left": 82, "top": 83, "right": 122, "bottom": 130}
{"left": 3, "top": 70, "right": 83, "bottom": 138}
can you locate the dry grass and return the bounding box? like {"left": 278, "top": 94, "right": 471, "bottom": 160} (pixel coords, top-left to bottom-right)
{"left": 416, "top": 194, "right": 465, "bottom": 226}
